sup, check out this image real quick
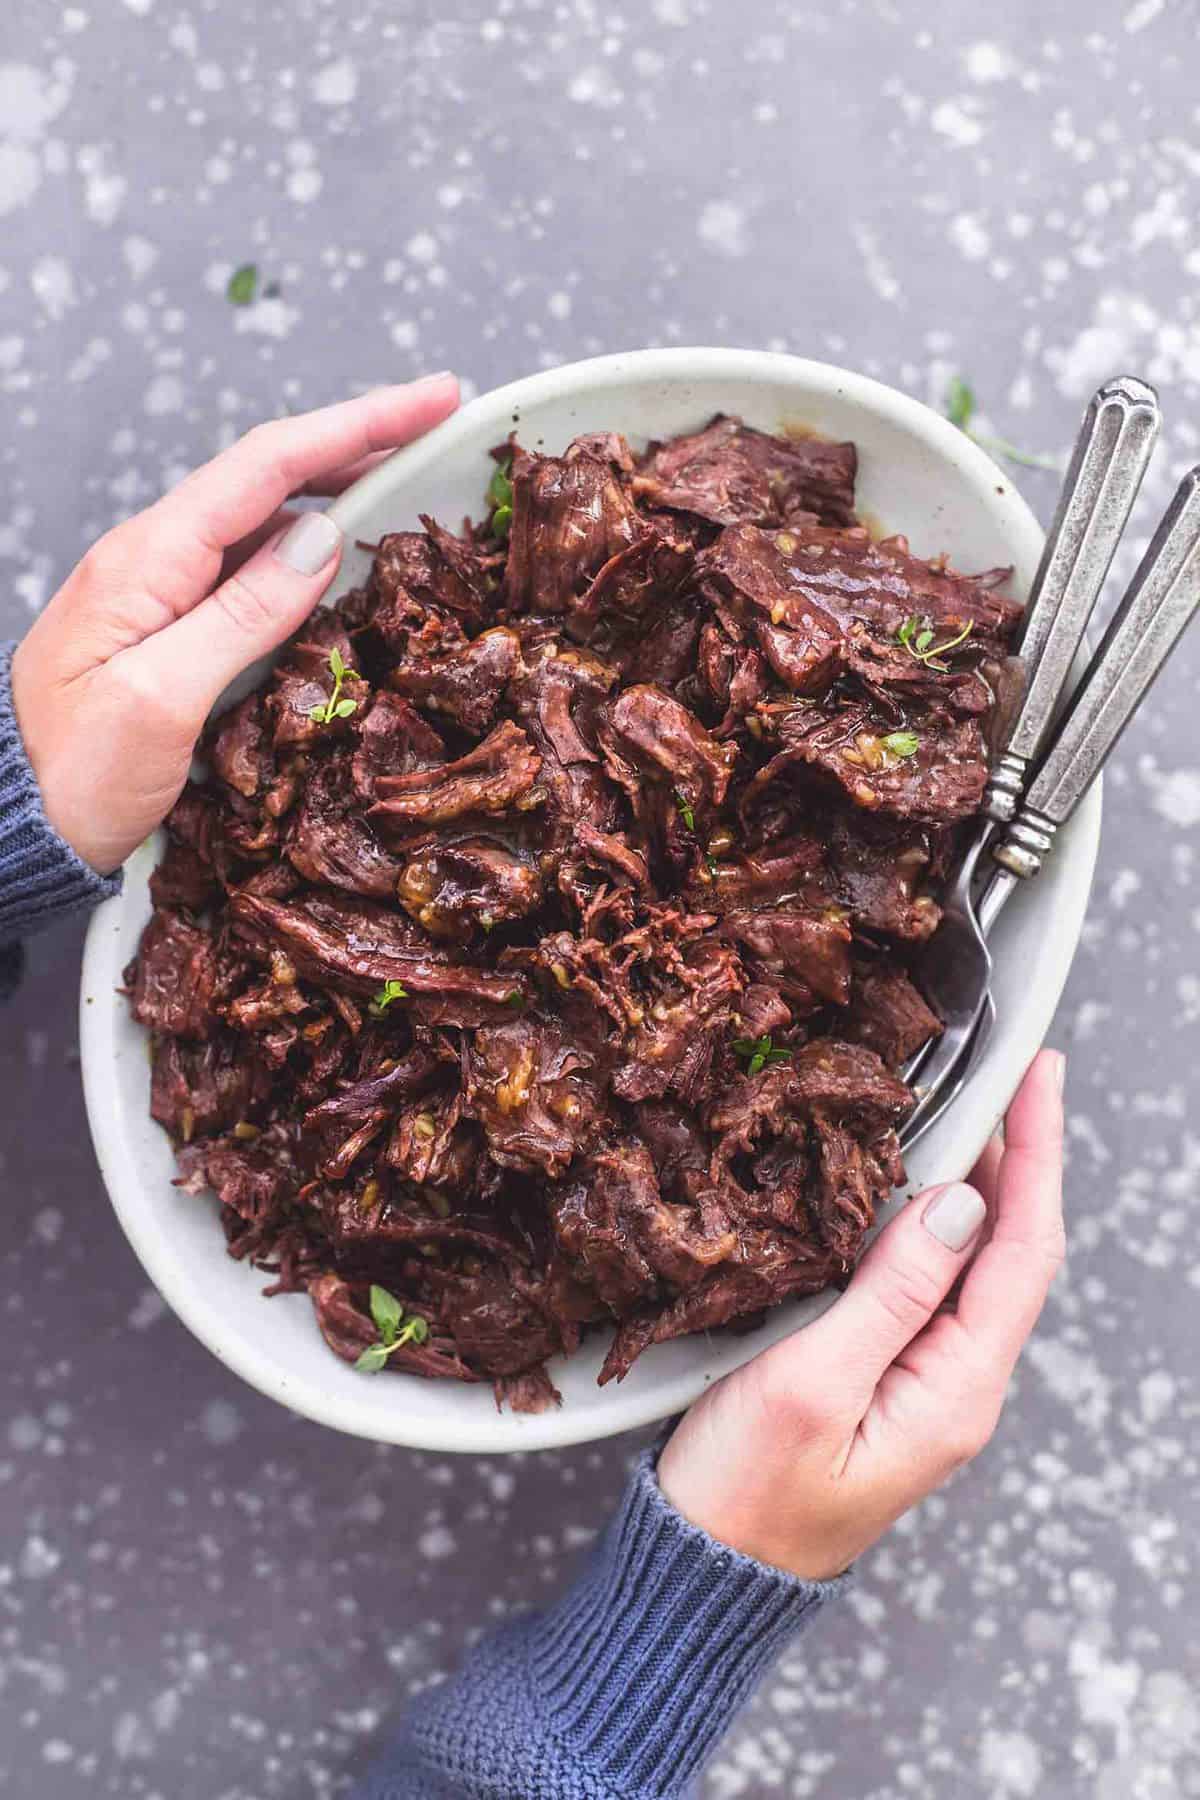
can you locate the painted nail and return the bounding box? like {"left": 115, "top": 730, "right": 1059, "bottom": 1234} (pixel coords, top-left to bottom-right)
{"left": 922, "top": 1182, "right": 987, "bottom": 1252}
{"left": 274, "top": 512, "right": 342, "bottom": 576}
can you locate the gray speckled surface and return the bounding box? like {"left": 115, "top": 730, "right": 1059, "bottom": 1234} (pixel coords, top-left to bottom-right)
{"left": 2, "top": 3, "right": 1199, "bottom": 1795}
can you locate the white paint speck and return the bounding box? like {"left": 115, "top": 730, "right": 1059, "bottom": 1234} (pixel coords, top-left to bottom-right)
{"left": 418, "top": 1524, "right": 456, "bottom": 1560}
{"left": 311, "top": 57, "right": 358, "bottom": 107}
{"left": 200, "top": 1399, "right": 243, "bottom": 1445}
{"left": 144, "top": 373, "right": 184, "bottom": 416}
{"left": 697, "top": 200, "right": 748, "bottom": 258}
{"left": 931, "top": 99, "right": 984, "bottom": 147}
{"left": 20, "top": 1535, "right": 62, "bottom": 1579}
{"left": 963, "top": 42, "right": 1015, "bottom": 82}
{"left": 979, "top": 1729, "right": 1043, "bottom": 1796}
{"left": 949, "top": 212, "right": 991, "bottom": 260}
{"left": 30, "top": 254, "right": 76, "bottom": 319}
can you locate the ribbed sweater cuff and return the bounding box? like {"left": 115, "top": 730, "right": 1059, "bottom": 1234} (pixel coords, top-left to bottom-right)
{"left": 0, "top": 642, "right": 121, "bottom": 945}
{"left": 528, "top": 1450, "right": 847, "bottom": 1795}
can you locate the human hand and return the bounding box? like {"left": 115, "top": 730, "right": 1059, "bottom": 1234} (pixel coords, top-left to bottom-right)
{"left": 658, "top": 1050, "right": 1065, "bottom": 1580}
{"left": 11, "top": 375, "right": 459, "bottom": 873}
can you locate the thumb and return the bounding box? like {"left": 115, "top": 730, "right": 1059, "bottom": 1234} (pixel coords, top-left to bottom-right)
{"left": 119, "top": 511, "right": 344, "bottom": 725}
{"left": 798, "top": 1181, "right": 988, "bottom": 1410}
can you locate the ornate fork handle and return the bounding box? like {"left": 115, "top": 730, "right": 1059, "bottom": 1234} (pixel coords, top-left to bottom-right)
{"left": 994, "top": 465, "right": 1200, "bottom": 879}
{"left": 984, "top": 375, "right": 1160, "bottom": 824}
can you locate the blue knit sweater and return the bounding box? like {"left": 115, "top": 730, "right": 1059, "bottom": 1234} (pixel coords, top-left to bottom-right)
{"left": 0, "top": 639, "right": 843, "bottom": 1797}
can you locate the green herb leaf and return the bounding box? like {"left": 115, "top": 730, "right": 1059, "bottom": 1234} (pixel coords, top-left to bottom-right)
{"left": 674, "top": 788, "right": 696, "bottom": 834}
{"left": 946, "top": 375, "right": 975, "bottom": 430}
{"left": 946, "top": 377, "right": 1057, "bottom": 471}
{"left": 310, "top": 645, "right": 362, "bottom": 727}
{"left": 354, "top": 1342, "right": 391, "bottom": 1374}
{"left": 491, "top": 503, "right": 513, "bottom": 540}
{"left": 733, "top": 1032, "right": 791, "bottom": 1077}
{"left": 974, "top": 434, "right": 1062, "bottom": 472}
{"left": 226, "top": 263, "right": 259, "bottom": 307}
{"left": 487, "top": 462, "right": 514, "bottom": 509}
{"left": 370, "top": 1285, "right": 403, "bottom": 1346}
{"left": 370, "top": 979, "right": 408, "bottom": 1016}
{"left": 397, "top": 1315, "right": 430, "bottom": 1348}
{"left": 882, "top": 730, "right": 920, "bottom": 758}
{"left": 915, "top": 628, "right": 934, "bottom": 652}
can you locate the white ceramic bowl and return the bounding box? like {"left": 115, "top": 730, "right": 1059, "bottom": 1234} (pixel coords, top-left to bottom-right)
{"left": 80, "top": 349, "right": 1100, "bottom": 1454}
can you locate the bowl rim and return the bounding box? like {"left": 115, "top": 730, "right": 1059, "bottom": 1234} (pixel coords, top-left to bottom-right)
{"left": 80, "top": 347, "right": 1101, "bottom": 1453}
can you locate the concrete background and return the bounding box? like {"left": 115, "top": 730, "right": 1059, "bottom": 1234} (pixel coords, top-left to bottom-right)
{"left": 1, "top": 2, "right": 1198, "bottom": 1795}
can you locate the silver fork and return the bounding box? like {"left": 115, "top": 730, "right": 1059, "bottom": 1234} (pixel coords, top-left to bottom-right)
{"left": 899, "top": 375, "right": 1160, "bottom": 1141}
{"left": 903, "top": 460, "right": 1200, "bottom": 1150}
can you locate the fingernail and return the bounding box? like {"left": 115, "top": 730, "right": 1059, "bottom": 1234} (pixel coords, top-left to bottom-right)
{"left": 274, "top": 512, "right": 342, "bottom": 576}
{"left": 411, "top": 369, "right": 454, "bottom": 389}
{"left": 1051, "top": 1051, "right": 1066, "bottom": 1094}
{"left": 922, "top": 1182, "right": 987, "bottom": 1252}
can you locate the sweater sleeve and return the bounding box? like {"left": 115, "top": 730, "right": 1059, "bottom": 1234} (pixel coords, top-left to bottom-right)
{"left": 0, "top": 642, "right": 121, "bottom": 979}
{"left": 354, "top": 1450, "right": 846, "bottom": 1799}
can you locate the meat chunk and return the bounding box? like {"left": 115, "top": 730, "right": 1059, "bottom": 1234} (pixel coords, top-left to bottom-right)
{"left": 351, "top": 691, "right": 445, "bottom": 803}
{"left": 388, "top": 627, "right": 521, "bottom": 736}
{"left": 285, "top": 758, "right": 401, "bottom": 899}
{"left": 370, "top": 720, "right": 543, "bottom": 830}
{"left": 604, "top": 684, "right": 737, "bottom": 820}
{"left": 761, "top": 523, "right": 1022, "bottom": 652}
{"left": 703, "top": 523, "right": 844, "bottom": 695}
{"left": 397, "top": 838, "right": 542, "bottom": 940}
{"left": 229, "top": 889, "right": 525, "bottom": 1023}
{"left": 552, "top": 1138, "right": 735, "bottom": 1314}
{"left": 843, "top": 964, "right": 943, "bottom": 1066}
{"left": 505, "top": 445, "right": 640, "bottom": 614}
{"left": 127, "top": 910, "right": 218, "bottom": 1039}
{"left": 770, "top": 700, "right": 991, "bottom": 826}
{"left": 635, "top": 415, "right": 857, "bottom": 529}
{"left": 370, "top": 525, "right": 493, "bottom": 638}
{"left": 465, "top": 1015, "right": 604, "bottom": 1177}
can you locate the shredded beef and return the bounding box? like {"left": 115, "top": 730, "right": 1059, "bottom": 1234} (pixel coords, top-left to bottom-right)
{"left": 129, "top": 413, "right": 1020, "bottom": 1409}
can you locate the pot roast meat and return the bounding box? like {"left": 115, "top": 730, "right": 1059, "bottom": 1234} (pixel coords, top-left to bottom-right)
{"left": 369, "top": 719, "right": 543, "bottom": 830}
{"left": 505, "top": 442, "right": 641, "bottom": 614}
{"left": 129, "top": 411, "right": 1022, "bottom": 1408}
{"left": 127, "top": 909, "right": 219, "bottom": 1039}
{"left": 634, "top": 415, "right": 858, "bottom": 530}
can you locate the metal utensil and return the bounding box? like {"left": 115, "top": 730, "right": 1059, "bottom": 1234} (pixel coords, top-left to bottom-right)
{"left": 900, "top": 376, "right": 1160, "bottom": 1141}
{"left": 903, "top": 461, "right": 1200, "bottom": 1150}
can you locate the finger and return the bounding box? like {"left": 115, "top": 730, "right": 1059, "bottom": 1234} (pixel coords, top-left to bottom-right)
{"left": 968, "top": 1133, "right": 1003, "bottom": 1207}
{"left": 163, "top": 376, "right": 457, "bottom": 559}
{"left": 295, "top": 448, "right": 398, "bottom": 496}
{"left": 791, "top": 1177, "right": 988, "bottom": 1410}
{"left": 219, "top": 507, "right": 301, "bottom": 581}
{"left": 115, "top": 511, "right": 344, "bottom": 724}
{"left": 953, "top": 1049, "right": 1066, "bottom": 1373}
{"left": 54, "top": 377, "right": 458, "bottom": 645}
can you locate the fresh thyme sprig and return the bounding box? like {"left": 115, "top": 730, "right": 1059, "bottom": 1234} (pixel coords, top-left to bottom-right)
{"left": 732, "top": 1034, "right": 793, "bottom": 1078}
{"left": 309, "top": 645, "right": 362, "bottom": 725}
{"left": 946, "top": 376, "right": 1060, "bottom": 472}
{"left": 355, "top": 1285, "right": 430, "bottom": 1373}
{"left": 488, "top": 458, "right": 514, "bottom": 539}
